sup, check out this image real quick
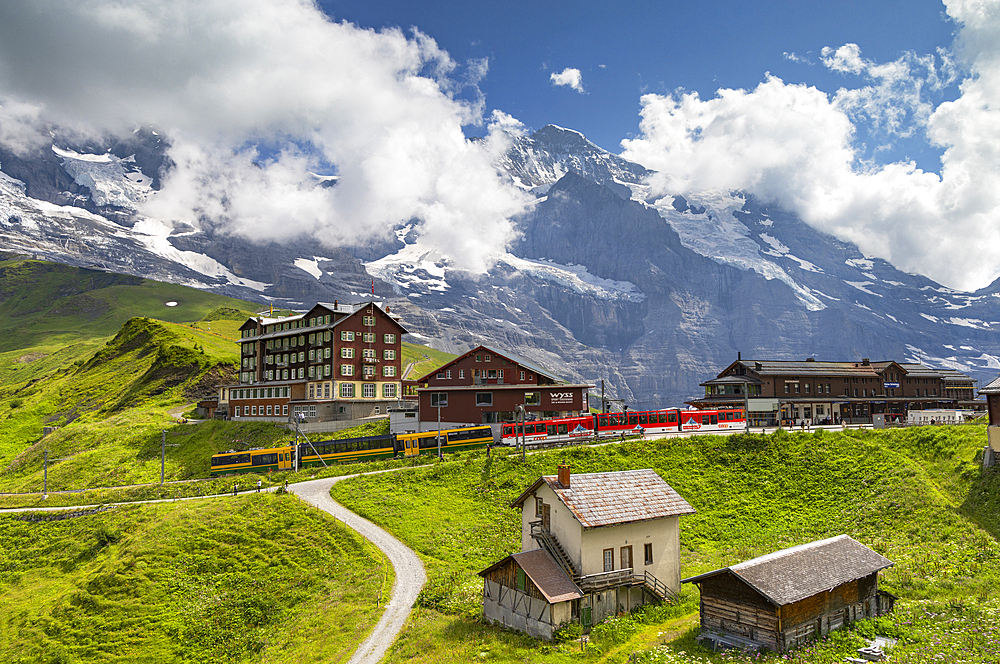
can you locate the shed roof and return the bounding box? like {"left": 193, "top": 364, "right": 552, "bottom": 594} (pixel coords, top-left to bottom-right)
{"left": 511, "top": 469, "right": 695, "bottom": 529}
{"left": 682, "top": 535, "right": 893, "bottom": 606}
{"left": 478, "top": 548, "right": 583, "bottom": 603}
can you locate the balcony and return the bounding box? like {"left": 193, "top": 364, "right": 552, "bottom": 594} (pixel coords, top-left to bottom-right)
{"left": 578, "top": 568, "right": 634, "bottom": 591}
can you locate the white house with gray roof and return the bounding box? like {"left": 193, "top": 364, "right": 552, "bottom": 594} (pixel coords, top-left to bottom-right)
{"left": 480, "top": 464, "right": 695, "bottom": 635}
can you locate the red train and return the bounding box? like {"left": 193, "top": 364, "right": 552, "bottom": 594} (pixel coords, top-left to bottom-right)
{"left": 500, "top": 407, "right": 745, "bottom": 446}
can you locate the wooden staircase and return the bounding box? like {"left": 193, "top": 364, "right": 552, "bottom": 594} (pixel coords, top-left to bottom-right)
{"left": 529, "top": 521, "right": 677, "bottom": 604}
{"left": 530, "top": 521, "right": 578, "bottom": 579}
{"left": 637, "top": 570, "right": 677, "bottom": 602}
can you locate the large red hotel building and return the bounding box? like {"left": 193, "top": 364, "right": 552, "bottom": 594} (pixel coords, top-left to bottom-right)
{"left": 218, "top": 300, "right": 407, "bottom": 422}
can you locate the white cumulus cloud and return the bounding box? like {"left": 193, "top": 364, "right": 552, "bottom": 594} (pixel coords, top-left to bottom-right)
{"left": 0, "top": 0, "right": 530, "bottom": 272}
{"left": 621, "top": 0, "right": 1000, "bottom": 292}
{"left": 550, "top": 67, "right": 585, "bottom": 93}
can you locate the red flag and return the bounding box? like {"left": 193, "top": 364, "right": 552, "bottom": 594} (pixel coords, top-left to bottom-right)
{"left": 371, "top": 279, "right": 374, "bottom": 296}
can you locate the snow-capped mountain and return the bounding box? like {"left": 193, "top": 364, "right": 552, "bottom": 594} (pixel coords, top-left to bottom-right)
{"left": 2, "top": 124, "right": 999, "bottom": 408}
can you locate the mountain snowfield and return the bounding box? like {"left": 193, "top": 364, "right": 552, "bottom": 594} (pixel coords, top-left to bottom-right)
{"left": 2, "top": 124, "right": 1000, "bottom": 407}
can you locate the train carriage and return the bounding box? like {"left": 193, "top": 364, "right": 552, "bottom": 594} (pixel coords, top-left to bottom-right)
{"left": 396, "top": 425, "right": 494, "bottom": 457}
{"left": 501, "top": 415, "right": 595, "bottom": 446}
{"left": 297, "top": 433, "right": 398, "bottom": 467}
{"left": 501, "top": 407, "right": 746, "bottom": 447}
{"left": 210, "top": 445, "right": 294, "bottom": 476}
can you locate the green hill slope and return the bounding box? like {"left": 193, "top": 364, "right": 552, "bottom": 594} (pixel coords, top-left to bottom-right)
{"left": 0, "top": 257, "right": 257, "bottom": 354}
{"left": 332, "top": 426, "right": 1000, "bottom": 663}
{"left": 0, "top": 494, "right": 389, "bottom": 663}
{"left": 0, "top": 316, "right": 245, "bottom": 486}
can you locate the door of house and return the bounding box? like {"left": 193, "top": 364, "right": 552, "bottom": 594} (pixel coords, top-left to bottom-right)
{"left": 581, "top": 606, "right": 592, "bottom": 630}
{"left": 620, "top": 545, "right": 633, "bottom": 572}
{"left": 542, "top": 503, "right": 551, "bottom": 531}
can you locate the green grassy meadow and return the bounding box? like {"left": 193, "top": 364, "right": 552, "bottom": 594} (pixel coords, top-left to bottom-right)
{"left": 331, "top": 425, "right": 1000, "bottom": 663}
{"left": 0, "top": 493, "right": 390, "bottom": 663}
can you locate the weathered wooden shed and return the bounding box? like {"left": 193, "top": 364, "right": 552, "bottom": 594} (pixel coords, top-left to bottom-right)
{"left": 479, "top": 548, "right": 584, "bottom": 640}
{"left": 978, "top": 375, "right": 1000, "bottom": 467}
{"left": 683, "top": 535, "right": 895, "bottom": 652}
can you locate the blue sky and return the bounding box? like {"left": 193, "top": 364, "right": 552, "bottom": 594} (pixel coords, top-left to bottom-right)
{"left": 320, "top": 0, "right": 959, "bottom": 168}
{"left": 1, "top": 0, "right": 999, "bottom": 290}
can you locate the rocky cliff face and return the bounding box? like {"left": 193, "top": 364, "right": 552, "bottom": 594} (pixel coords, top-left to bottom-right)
{"left": 2, "top": 123, "right": 999, "bottom": 408}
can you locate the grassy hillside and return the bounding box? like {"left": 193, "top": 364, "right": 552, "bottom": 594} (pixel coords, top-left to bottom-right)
{"left": 0, "top": 316, "right": 244, "bottom": 486}
{"left": 0, "top": 258, "right": 257, "bottom": 355}
{"left": 401, "top": 342, "right": 456, "bottom": 380}
{"left": 0, "top": 493, "right": 390, "bottom": 663}
{"left": 331, "top": 425, "right": 1000, "bottom": 663}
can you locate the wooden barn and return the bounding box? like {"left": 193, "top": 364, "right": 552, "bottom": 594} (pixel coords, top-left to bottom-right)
{"left": 479, "top": 548, "right": 584, "bottom": 640}
{"left": 683, "top": 535, "right": 895, "bottom": 652}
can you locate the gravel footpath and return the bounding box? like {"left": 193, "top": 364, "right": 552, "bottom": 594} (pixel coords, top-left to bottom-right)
{"left": 289, "top": 476, "right": 426, "bottom": 664}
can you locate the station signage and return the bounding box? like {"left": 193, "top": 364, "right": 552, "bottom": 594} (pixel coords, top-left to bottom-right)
{"left": 548, "top": 391, "right": 575, "bottom": 405}
{"left": 884, "top": 382, "right": 900, "bottom": 388}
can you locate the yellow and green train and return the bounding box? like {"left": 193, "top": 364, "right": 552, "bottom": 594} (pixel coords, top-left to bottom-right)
{"left": 210, "top": 425, "right": 494, "bottom": 476}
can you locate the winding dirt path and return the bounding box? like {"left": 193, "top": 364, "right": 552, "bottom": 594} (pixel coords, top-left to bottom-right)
{"left": 288, "top": 476, "right": 426, "bottom": 664}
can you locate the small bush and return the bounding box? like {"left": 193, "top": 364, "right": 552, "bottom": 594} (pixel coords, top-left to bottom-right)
{"left": 553, "top": 621, "right": 581, "bottom": 643}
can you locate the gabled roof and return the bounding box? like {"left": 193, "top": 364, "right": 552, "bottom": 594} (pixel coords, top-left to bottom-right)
{"left": 980, "top": 375, "right": 1000, "bottom": 394}
{"left": 478, "top": 548, "right": 583, "bottom": 603}
{"left": 682, "top": 535, "right": 893, "bottom": 607}
{"left": 414, "top": 344, "right": 565, "bottom": 384}
{"left": 718, "top": 359, "right": 973, "bottom": 384}
{"left": 511, "top": 469, "right": 695, "bottom": 529}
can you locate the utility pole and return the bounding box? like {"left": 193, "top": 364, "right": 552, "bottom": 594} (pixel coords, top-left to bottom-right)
{"left": 436, "top": 402, "right": 443, "bottom": 460}
{"left": 516, "top": 405, "right": 526, "bottom": 462}
{"left": 161, "top": 430, "right": 179, "bottom": 487}
{"left": 161, "top": 430, "right": 166, "bottom": 486}
{"left": 43, "top": 449, "right": 68, "bottom": 496}
{"left": 601, "top": 379, "right": 606, "bottom": 413}
{"left": 744, "top": 382, "right": 750, "bottom": 433}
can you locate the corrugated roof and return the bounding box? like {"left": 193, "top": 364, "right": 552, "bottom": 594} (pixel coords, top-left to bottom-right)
{"left": 512, "top": 469, "right": 695, "bottom": 528}
{"left": 683, "top": 535, "right": 893, "bottom": 606}
{"left": 477, "top": 548, "right": 583, "bottom": 603}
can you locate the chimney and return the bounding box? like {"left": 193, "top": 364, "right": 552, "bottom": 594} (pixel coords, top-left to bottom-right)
{"left": 557, "top": 463, "right": 571, "bottom": 488}
{"left": 862, "top": 358, "right": 870, "bottom": 366}
{"left": 737, "top": 351, "right": 741, "bottom": 361}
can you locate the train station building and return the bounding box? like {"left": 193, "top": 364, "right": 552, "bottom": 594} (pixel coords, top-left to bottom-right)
{"left": 411, "top": 345, "right": 592, "bottom": 430}
{"left": 692, "top": 356, "right": 980, "bottom": 426}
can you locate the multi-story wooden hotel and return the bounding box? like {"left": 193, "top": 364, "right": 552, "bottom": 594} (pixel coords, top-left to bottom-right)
{"left": 218, "top": 301, "right": 407, "bottom": 423}
{"left": 694, "top": 356, "right": 979, "bottom": 426}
